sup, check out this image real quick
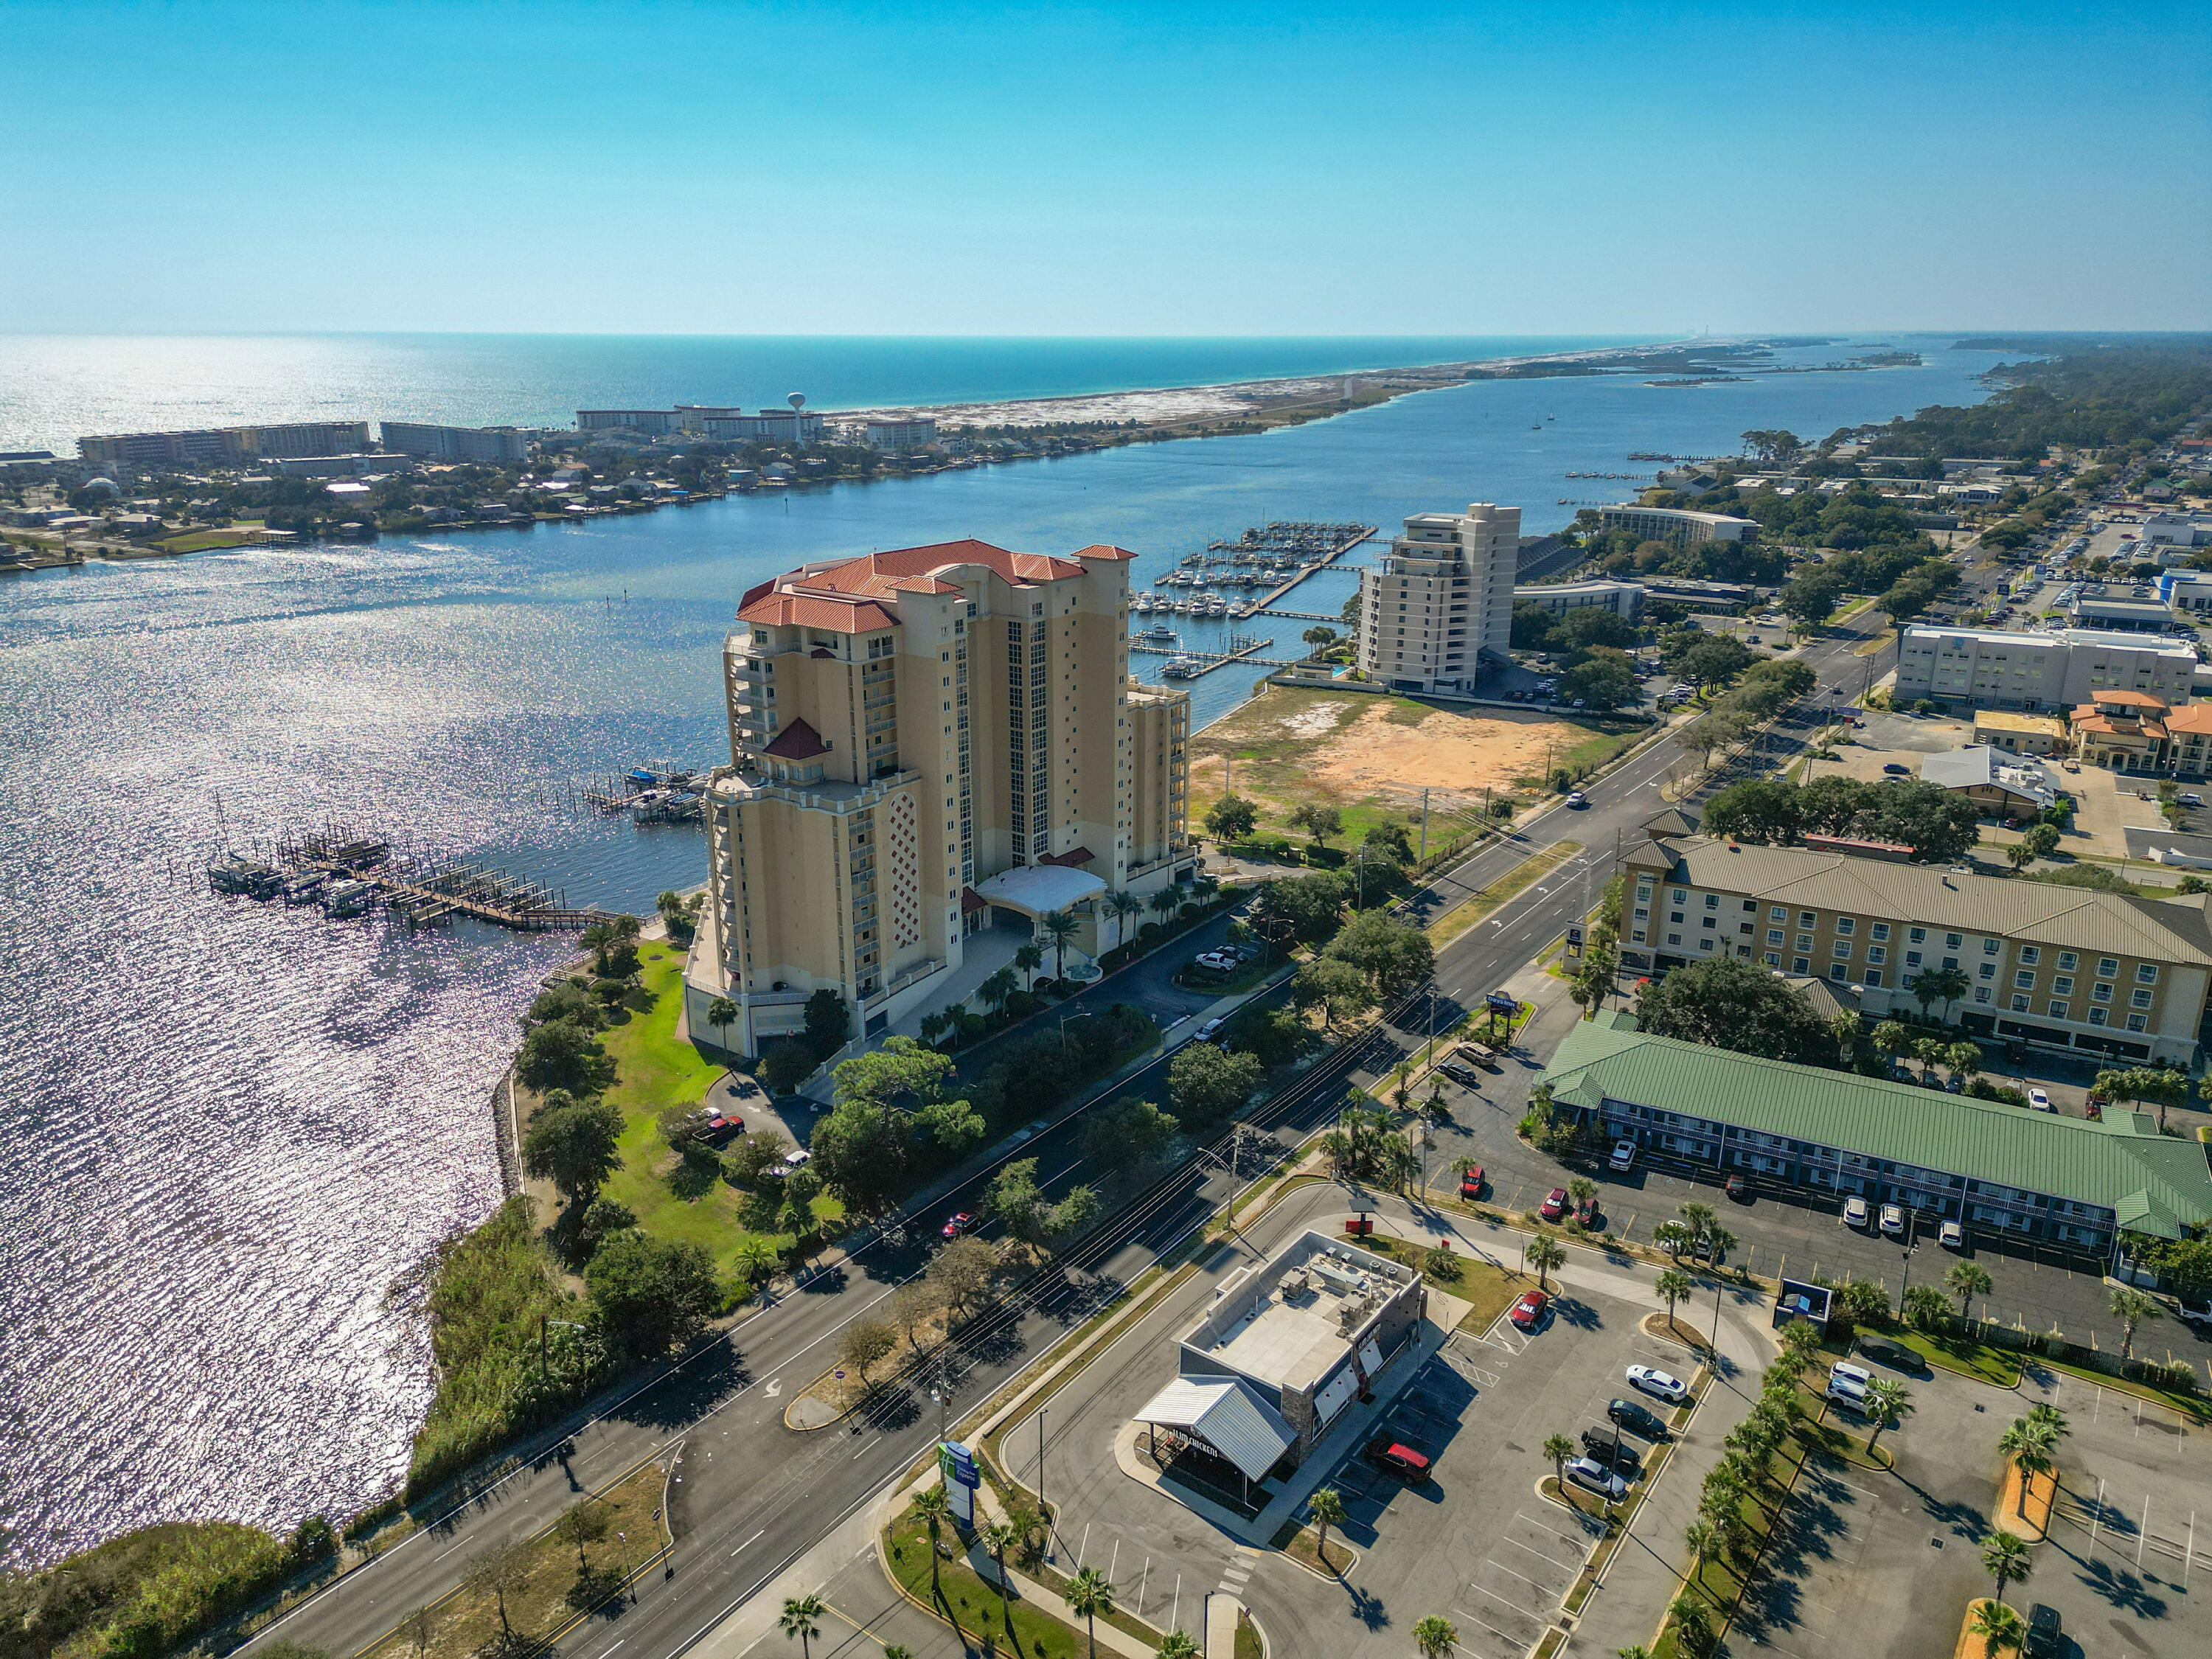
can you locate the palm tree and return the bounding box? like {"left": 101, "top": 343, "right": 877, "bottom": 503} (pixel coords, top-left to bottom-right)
{"left": 1944, "top": 1261, "right": 1994, "bottom": 1319}
{"left": 2110, "top": 1287, "right": 2162, "bottom": 1360}
{"left": 1652, "top": 1220, "right": 1691, "bottom": 1259}
{"left": 1677, "top": 1200, "right": 1716, "bottom": 1244}
{"left": 1980, "top": 1529, "right": 2033, "bottom": 1610}
{"left": 1015, "top": 941, "right": 1045, "bottom": 989}
{"left": 1040, "top": 909, "right": 1082, "bottom": 982}
{"left": 1449, "top": 1153, "right": 1483, "bottom": 1194}
{"left": 1780, "top": 1318, "right": 1824, "bottom": 1377}
{"left": 1105, "top": 888, "right": 1146, "bottom": 950}
{"left": 1150, "top": 887, "right": 1182, "bottom": 926}
{"left": 1307, "top": 1486, "right": 1347, "bottom": 1573}
{"left": 1863, "top": 1380, "right": 1912, "bottom": 1455}
{"left": 1703, "top": 1224, "right": 1738, "bottom": 1266}
{"left": 1655, "top": 1268, "right": 1697, "bottom": 1332}
{"left": 1066, "top": 1566, "right": 1115, "bottom": 1659}
{"left": 1615, "top": 1648, "right": 1654, "bottom": 1659}
{"left": 1541, "top": 1432, "right": 1575, "bottom": 1491}
{"left": 1302, "top": 625, "right": 1338, "bottom": 658}
{"left": 706, "top": 995, "right": 738, "bottom": 1055}
{"left": 779, "top": 1594, "right": 827, "bottom": 1659}
{"left": 918, "top": 1010, "right": 949, "bottom": 1048}
{"left": 1948, "top": 1042, "right": 1983, "bottom": 1089}
{"left": 912, "top": 1484, "right": 953, "bottom": 1603}
{"left": 981, "top": 1519, "right": 1020, "bottom": 1634}
{"left": 1157, "top": 1635, "right": 1202, "bottom": 1659}
{"left": 1996, "top": 1418, "right": 2056, "bottom": 1518}
{"left": 978, "top": 967, "right": 1020, "bottom": 1015}
{"left": 1567, "top": 1175, "right": 1598, "bottom": 1218}
{"left": 2006, "top": 840, "right": 2037, "bottom": 872}
{"left": 1872, "top": 1019, "right": 1913, "bottom": 1071}
{"left": 1526, "top": 1236, "right": 1565, "bottom": 1292}
{"left": 1682, "top": 1517, "right": 1722, "bottom": 1582}
{"left": 1969, "top": 1599, "right": 2025, "bottom": 1658}
{"left": 2026, "top": 1402, "right": 2070, "bottom": 1445}
{"left": 1412, "top": 1615, "right": 1458, "bottom": 1659}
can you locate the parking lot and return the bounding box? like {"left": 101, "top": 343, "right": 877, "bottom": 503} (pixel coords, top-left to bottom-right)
{"left": 1416, "top": 987, "right": 2212, "bottom": 1375}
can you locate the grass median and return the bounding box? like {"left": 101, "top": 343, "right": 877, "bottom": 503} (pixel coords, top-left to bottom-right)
{"left": 1427, "top": 841, "right": 1580, "bottom": 949}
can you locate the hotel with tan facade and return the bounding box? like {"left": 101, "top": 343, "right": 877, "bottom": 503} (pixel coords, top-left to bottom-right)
{"left": 1620, "top": 834, "right": 2212, "bottom": 1068}
{"left": 684, "top": 538, "right": 1193, "bottom": 1057}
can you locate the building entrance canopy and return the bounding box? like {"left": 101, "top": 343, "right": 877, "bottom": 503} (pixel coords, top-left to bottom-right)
{"left": 1131, "top": 1376, "right": 1294, "bottom": 1482}
{"left": 972, "top": 863, "right": 1107, "bottom": 917}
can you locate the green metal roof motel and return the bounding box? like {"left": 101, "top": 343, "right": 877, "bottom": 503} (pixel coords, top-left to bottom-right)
{"left": 1539, "top": 1020, "right": 2212, "bottom": 1241}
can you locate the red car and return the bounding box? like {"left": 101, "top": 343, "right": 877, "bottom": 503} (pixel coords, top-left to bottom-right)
{"left": 1459, "top": 1166, "right": 1486, "bottom": 1199}
{"left": 1540, "top": 1187, "right": 1569, "bottom": 1222}
{"left": 942, "top": 1211, "right": 975, "bottom": 1239}
{"left": 1509, "top": 1290, "right": 1551, "bottom": 1330}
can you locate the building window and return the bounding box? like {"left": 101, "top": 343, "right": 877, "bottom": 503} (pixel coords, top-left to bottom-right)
{"left": 1871, "top": 922, "right": 1891, "bottom": 941}
{"left": 1700, "top": 936, "right": 1715, "bottom": 951}
{"left": 1906, "top": 950, "right": 1923, "bottom": 968}
{"left": 1829, "top": 964, "right": 1847, "bottom": 982}
{"left": 1764, "top": 952, "right": 1781, "bottom": 967}
{"left": 1946, "top": 933, "right": 1963, "bottom": 949}
{"left": 1670, "top": 911, "right": 1684, "bottom": 924}
{"left": 1702, "top": 915, "right": 1717, "bottom": 930}
{"left": 1667, "top": 933, "right": 1682, "bottom": 946}
{"left": 2046, "top": 1001, "right": 2069, "bottom": 1020}
{"left": 2014, "top": 970, "right": 2035, "bottom": 990}
{"left": 1835, "top": 917, "right": 1855, "bottom": 936}
{"left": 1705, "top": 893, "right": 1719, "bottom": 909}
{"left": 1672, "top": 889, "right": 1688, "bottom": 903}
{"left": 1975, "top": 987, "right": 1992, "bottom": 1004}
{"left": 2098, "top": 957, "right": 2118, "bottom": 978}
{"left": 1767, "top": 928, "right": 1784, "bottom": 945}
{"left": 2052, "top": 975, "right": 2073, "bottom": 995}
{"left": 1634, "top": 907, "right": 1649, "bottom": 920}
{"left": 1832, "top": 942, "right": 1852, "bottom": 960}
{"left": 2020, "top": 946, "right": 2039, "bottom": 965}
{"left": 2093, "top": 983, "right": 2112, "bottom": 1004}
{"left": 2058, "top": 952, "right": 2077, "bottom": 970}
{"left": 1795, "top": 933, "right": 1814, "bottom": 951}
{"left": 2127, "top": 1012, "right": 2149, "bottom": 1032}
{"left": 1868, "top": 946, "right": 1886, "bottom": 964}
{"left": 1793, "top": 956, "right": 1810, "bottom": 974}
{"left": 1865, "top": 969, "right": 1883, "bottom": 987}
{"left": 1979, "top": 962, "right": 1996, "bottom": 980}
{"left": 2089, "top": 1007, "right": 2108, "bottom": 1026}
{"left": 1910, "top": 927, "right": 1927, "bottom": 944}
{"left": 1801, "top": 911, "right": 1817, "bottom": 927}
{"left": 1767, "top": 905, "right": 1786, "bottom": 921}
{"left": 1983, "top": 938, "right": 2000, "bottom": 956}
{"left": 2011, "top": 995, "right": 2030, "bottom": 1012}
{"left": 2137, "top": 964, "right": 2159, "bottom": 984}
{"left": 2131, "top": 988, "right": 2154, "bottom": 1009}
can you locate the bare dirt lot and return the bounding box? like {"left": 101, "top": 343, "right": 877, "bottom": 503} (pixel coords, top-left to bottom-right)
{"left": 1189, "top": 685, "right": 1626, "bottom": 840}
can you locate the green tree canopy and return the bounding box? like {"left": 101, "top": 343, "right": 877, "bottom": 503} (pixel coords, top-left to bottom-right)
{"left": 1203, "top": 793, "right": 1259, "bottom": 843}
{"left": 517, "top": 1017, "right": 616, "bottom": 1096}
{"left": 1324, "top": 911, "right": 1435, "bottom": 996}
{"left": 523, "top": 1095, "right": 625, "bottom": 1207}
{"left": 584, "top": 1230, "right": 718, "bottom": 1358}
{"left": 1169, "top": 1040, "right": 1262, "bottom": 1132}
{"left": 1635, "top": 955, "right": 1832, "bottom": 1065}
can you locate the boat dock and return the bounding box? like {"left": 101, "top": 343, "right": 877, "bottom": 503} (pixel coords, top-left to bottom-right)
{"left": 1225, "top": 521, "right": 1374, "bottom": 619}
{"left": 206, "top": 824, "right": 630, "bottom": 933}
{"left": 1127, "top": 633, "right": 1290, "bottom": 678}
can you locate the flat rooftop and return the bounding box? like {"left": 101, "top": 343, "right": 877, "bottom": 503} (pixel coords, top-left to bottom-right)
{"left": 1183, "top": 1231, "right": 1418, "bottom": 1394}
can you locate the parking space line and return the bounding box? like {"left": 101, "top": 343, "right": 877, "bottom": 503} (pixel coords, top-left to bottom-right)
{"left": 1450, "top": 1607, "right": 1526, "bottom": 1650}
{"left": 1466, "top": 1582, "right": 1549, "bottom": 1624}
{"left": 2140, "top": 1493, "right": 2152, "bottom": 1569}
{"left": 2087, "top": 1475, "right": 2106, "bottom": 1557}
{"left": 1481, "top": 1558, "right": 1557, "bottom": 1596}
{"left": 1506, "top": 1529, "right": 1579, "bottom": 1566}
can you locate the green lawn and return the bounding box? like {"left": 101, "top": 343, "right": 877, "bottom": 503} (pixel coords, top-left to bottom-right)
{"left": 594, "top": 943, "right": 836, "bottom": 1289}
{"left": 883, "top": 1500, "right": 1090, "bottom": 1659}
{"left": 157, "top": 527, "right": 260, "bottom": 552}
{"left": 1891, "top": 1327, "right": 2023, "bottom": 1388}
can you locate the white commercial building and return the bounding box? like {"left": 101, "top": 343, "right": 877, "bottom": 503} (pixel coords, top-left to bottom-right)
{"left": 1893, "top": 625, "right": 2201, "bottom": 712}
{"left": 1512, "top": 577, "right": 1644, "bottom": 620}
{"left": 862, "top": 417, "right": 938, "bottom": 451}
{"left": 379, "top": 422, "right": 530, "bottom": 465}
{"left": 2143, "top": 512, "right": 2212, "bottom": 551}
{"left": 1595, "top": 504, "right": 1758, "bottom": 545}
{"left": 1356, "top": 502, "right": 1519, "bottom": 693}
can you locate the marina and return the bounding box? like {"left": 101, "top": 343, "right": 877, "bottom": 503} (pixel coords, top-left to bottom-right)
{"left": 1125, "top": 631, "right": 1289, "bottom": 678}
{"left": 1133, "top": 520, "right": 1373, "bottom": 622}
{"left": 207, "top": 825, "right": 626, "bottom": 932}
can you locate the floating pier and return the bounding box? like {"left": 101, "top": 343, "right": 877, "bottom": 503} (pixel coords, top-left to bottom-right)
{"left": 1127, "top": 633, "right": 1290, "bottom": 678}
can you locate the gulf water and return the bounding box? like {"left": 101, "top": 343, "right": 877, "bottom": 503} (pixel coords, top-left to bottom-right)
{"left": 0, "top": 335, "right": 2006, "bottom": 1559}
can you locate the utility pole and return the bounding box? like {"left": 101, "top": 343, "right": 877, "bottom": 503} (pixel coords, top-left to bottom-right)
{"left": 1419, "top": 786, "right": 1430, "bottom": 863}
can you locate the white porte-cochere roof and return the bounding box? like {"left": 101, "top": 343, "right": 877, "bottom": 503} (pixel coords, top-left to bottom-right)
{"left": 1132, "top": 1376, "right": 1295, "bottom": 1481}
{"left": 973, "top": 863, "right": 1107, "bottom": 916}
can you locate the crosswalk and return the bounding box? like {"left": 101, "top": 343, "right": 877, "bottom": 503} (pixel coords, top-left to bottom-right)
{"left": 1215, "top": 1544, "right": 1260, "bottom": 1597}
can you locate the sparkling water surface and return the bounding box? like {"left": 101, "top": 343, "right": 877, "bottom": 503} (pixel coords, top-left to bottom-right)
{"left": 0, "top": 335, "right": 2003, "bottom": 1561}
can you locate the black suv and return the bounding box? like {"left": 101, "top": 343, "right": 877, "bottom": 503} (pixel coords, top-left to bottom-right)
{"left": 2024, "top": 1603, "right": 2059, "bottom": 1658}
{"left": 1579, "top": 1427, "right": 1643, "bottom": 1475}
{"left": 1606, "top": 1398, "right": 1669, "bottom": 1441}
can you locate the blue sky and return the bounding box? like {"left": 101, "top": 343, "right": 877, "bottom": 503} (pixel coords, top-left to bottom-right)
{"left": 1, "top": 0, "right": 2205, "bottom": 334}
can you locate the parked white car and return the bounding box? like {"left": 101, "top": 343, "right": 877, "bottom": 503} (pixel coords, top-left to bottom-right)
{"left": 1843, "top": 1196, "right": 1870, "bottom": 1229}
{"left": 1625, "top": 1364, "right": 1688, "bottom": 1404}
{"left": 2027, "top": 1088, "right": 2053, "bottom": 1112}
{"left": 1608, "top": 1139, "right": 1636, "bottom": 1172}
{"left": 1939, "top": 1220, "right": 1966, "bottom": 1250}
{"left": 1565, "top": 1456, "right": 1629, "bottom": 1500}
{"left": 1879, "top": 1203, "right": 1906, "bottom": 1236}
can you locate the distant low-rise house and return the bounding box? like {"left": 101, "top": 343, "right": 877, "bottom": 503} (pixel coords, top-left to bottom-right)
{"left": 1973, "top": 709, "right": 2068, "bottom": 755}
{"left": 2070, "top": 690, "right": 2170, "bottom": 773}
{"left": 1919, "top": 745, "right": 2062, "bottom": 816}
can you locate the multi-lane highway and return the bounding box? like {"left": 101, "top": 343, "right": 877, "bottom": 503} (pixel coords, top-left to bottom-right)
{"left": 248, "top": 578, "right": 1979, "bottom": 1659}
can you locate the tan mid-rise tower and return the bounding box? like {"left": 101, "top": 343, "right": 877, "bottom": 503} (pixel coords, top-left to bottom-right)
{"left": 686, "top": 538, "right": 1193, "bottom": 1055}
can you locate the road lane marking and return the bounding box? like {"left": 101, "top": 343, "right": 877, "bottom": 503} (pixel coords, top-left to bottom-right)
{"left": 729, "top": 1529, "right": 765, "bottom": 1557}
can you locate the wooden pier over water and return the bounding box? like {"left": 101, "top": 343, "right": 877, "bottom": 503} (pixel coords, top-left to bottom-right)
{"left": 1127, "top": 633, "right": 1292, "bottom": 678}
{"left": 271, "top": 827, "right": 625, "bottom": 932}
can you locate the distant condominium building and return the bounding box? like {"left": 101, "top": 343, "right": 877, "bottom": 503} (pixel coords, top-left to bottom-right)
{"left": 863, "top": 417, "right": 939, "bottom": 451}
{"left": 378, "top": 422, "right": 530, "bottom": 465}
{"left": 1893, "top": 625, "right": 2199, "bottom": 712}
{"left": 577, "top": 409, "right": 681, "bottom": 434}
{"left": 686, "top": 538, "right": 1192, "bottom": 1055}
{"left": 1620, "top": 832, "right": 2212, "bottom": 1068}
{"left": 1512, "top": 577, "right": 1644, "bottom": 620}
{"left": 1355, "top": 502, "right": 1520, "bottom": 694}
{"left": 266, "top": 453, "right": 417, "bottom": 478}
{"left": 575, "top": 406, "right": 827, "bottom": 443}
{"left": 1596, "top": 504, "right": 1759, "bottom": 545}
{"left": 77, "top": 421, "right": 372, "bottom": 471}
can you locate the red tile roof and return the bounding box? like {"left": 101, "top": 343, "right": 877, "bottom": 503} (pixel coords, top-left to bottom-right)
{"left": 1072, "top": 543, "right": 1137, "bottom": 561}
{"left": 960, "top": 886, "right": 987, "bottom": 915}
{"left": 2166, "top": 703, "right": 2212, "bottom": 734}
{"left": 1040, "top": 846, "right": 1097, "bottom": 867}
{"left": 762, "top": 718, "right": 830, "bottom": 759}
{"left": 736, "top": 592, "right": 897, "bottom": 633}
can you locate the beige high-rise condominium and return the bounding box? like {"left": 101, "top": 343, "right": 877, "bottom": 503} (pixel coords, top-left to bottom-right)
{"left": 685, "top": 538, "right": 1193, "bottom": 1057}
{"left": 1354, "top": 502, "right": 1519, "bottom": 694}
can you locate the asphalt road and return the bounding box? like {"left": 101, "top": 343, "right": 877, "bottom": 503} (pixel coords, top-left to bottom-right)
{"left": 246, "top": 584, "right": 1962, "bottom": 1659}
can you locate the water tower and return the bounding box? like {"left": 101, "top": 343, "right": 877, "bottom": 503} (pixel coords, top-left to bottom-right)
{"left": 787, "top": 392, "right": 808, "bottom": 446}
